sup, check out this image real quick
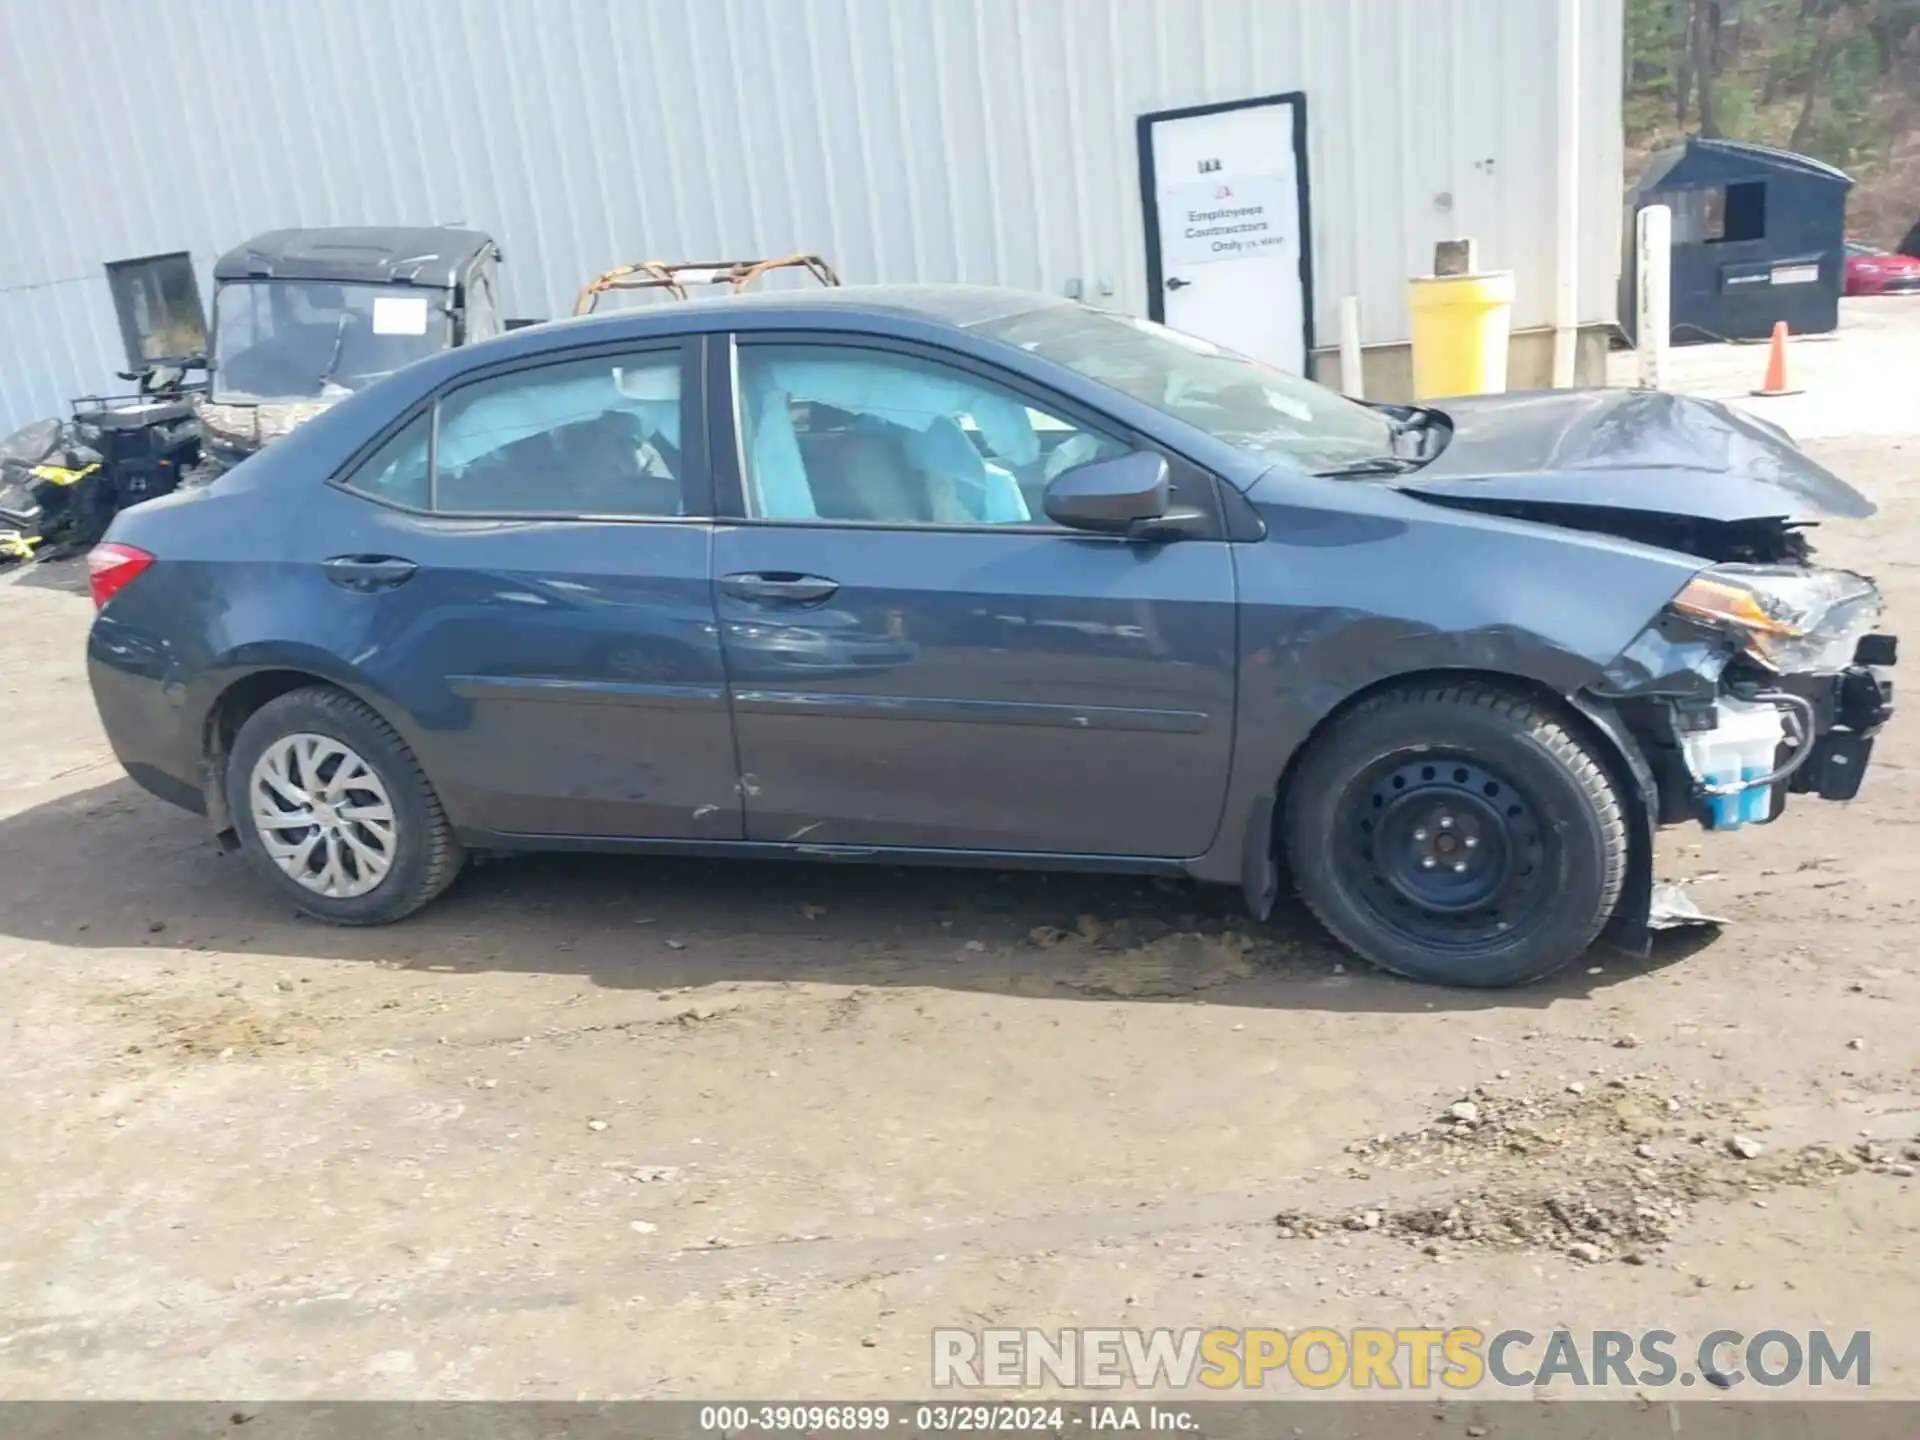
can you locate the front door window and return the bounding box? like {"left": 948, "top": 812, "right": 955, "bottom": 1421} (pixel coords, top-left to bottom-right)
{"left": 736, "top": 344, "right": 1125, "bottom": 524}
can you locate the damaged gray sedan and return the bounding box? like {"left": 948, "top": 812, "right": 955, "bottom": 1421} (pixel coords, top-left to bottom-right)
{"left": 86, "top": 288, "right": 1895, "bottom": 987}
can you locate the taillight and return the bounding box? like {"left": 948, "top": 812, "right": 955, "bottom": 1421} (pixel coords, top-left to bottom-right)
{"left": 87, "top": 542, "right": 155, "bottom": 609}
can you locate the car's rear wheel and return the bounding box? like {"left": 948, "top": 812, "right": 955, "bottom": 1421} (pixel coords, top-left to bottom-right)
{"left": 1283, "top": 681, "right": 1627, "bottom": 988}
{"left": 226, "top": 686, "right": 464, "bottom": 924}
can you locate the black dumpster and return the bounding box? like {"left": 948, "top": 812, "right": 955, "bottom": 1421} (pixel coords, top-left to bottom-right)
{"left": 1620, "top": 137, "right": 1852, "bottom": 345}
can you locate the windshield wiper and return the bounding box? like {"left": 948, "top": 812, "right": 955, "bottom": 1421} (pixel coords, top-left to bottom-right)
{"left": 316, "top": 313, "right": 352, "bottom": 392}
{"left": 1314, "top": 455, "right": 1421, "bottom": 477}
{"left": 1381, "top": 404, "right": 1449, "bottom": 459}
{"left": 1315, "top": 405, "right": 1453, "bottom": 477}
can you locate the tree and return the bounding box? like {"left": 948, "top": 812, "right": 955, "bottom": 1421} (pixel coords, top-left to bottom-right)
{"left": 1789, "top": 21, "right": 1834, "bottom": 149}
{"left": 1691, "top": 0, "right": 1725, "bottom": 134}
{"left": 1626, "top": 0, "right": 1919, "bottom": 175}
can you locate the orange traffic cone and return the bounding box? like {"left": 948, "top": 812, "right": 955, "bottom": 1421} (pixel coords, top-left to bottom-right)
{"left": 1750, "top": 320, "right": 1803, "bottom": 397}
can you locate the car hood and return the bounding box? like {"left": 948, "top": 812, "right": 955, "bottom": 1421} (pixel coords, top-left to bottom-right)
{"left": 1398, "top": 388, "right": 1873, "bottom": 525}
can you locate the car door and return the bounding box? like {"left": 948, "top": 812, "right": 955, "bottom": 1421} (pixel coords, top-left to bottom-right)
{"left": 710, "top": 333, "right": 1238, "bottom": 857}
{"left": 290, "top": 338, "right": 742, "bottom": 841}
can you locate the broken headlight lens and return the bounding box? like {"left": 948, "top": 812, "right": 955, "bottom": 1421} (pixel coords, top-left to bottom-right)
{"left": 1672, "top": 563, "right": 1881, "bottom": 672}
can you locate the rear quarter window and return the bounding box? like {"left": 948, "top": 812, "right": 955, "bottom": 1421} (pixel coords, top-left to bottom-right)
{"left": 341, "top": 411, "right": 431, "bottom": 509}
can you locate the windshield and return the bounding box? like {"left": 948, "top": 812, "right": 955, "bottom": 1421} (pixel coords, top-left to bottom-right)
{"left": 971, "top": 305, "right": 1398, "bottom": 472}
{"left": 211, "top": 281, "right": 450, "bottom": 403}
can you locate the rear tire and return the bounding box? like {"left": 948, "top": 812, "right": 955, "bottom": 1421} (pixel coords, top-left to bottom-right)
{"left": 226, "top": 686, "right": 464, "bottom": 924}
{"left": 1283, "top": 681, "right": 1627, "bottom": 988}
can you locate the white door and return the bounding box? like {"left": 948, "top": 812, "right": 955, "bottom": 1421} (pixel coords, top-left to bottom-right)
{"left": 1145, "top": 97, "right": 1309, "bottom": 373}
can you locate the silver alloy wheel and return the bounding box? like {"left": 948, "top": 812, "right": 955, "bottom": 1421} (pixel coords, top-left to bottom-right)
{"left": 249, "top": 732, "right": 398, "bottom": 898}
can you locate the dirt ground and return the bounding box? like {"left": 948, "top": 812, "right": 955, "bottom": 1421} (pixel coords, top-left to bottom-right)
{"left": 1, "top": 430, "right": 1916, "bottom": 1402}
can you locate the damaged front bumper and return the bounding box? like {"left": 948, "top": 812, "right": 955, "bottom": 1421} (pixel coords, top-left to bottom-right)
{"left": 1582, "top": 569, "right": 1895, "bottom": 950}
{"left": 1663, "top": 641, "right": 1897, "bottom": 825}
{"left": 1593, "top": 565, "right": 1895, "bottom": 828}
{"left": 1770, "top": 640, "right": 1896, "bottom": 803}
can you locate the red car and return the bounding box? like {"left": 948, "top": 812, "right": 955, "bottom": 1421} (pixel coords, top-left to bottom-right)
{"left": 1844, "top": 240, "right": 1920, "bottom": 296}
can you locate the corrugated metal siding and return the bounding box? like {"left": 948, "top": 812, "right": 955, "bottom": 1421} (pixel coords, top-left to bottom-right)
{"left": 0, "top": 0, "right": 1623, "bottom": 432}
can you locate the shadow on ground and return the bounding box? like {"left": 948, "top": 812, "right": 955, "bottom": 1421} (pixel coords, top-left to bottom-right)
{"left": 0, "top": 778, "right": 1714, "bottom": 1014}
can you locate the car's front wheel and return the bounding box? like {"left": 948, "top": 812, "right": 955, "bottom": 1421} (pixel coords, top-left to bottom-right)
{"left": 226, "top": 686, "right": 464, "bottom": 924}
{"left": 1283, "top": 681, "right": 1627, "bottom": 988}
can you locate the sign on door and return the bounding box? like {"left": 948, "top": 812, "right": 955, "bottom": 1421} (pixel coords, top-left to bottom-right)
{"left": 1141, "top": 95, "right": 1312, "bottom": 374}
{"left": 1162, "top": 174, "right": 1294, "bottom": 268}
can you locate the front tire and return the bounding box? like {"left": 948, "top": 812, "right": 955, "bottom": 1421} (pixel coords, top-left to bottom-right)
{"left": 226, "top": 687, "right": 464, "bottom": 924}
{"left": 1283, "top": 681, "right": 1627, "bottom": 988}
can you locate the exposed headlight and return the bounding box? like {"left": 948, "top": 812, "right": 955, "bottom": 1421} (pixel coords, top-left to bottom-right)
{"left": 1672, "top": 563, "right": 1882, "bottom": 671}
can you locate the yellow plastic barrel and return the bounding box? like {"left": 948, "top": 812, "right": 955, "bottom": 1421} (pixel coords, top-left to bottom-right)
{"left": 1406, "top": 271, "right": 1514, "bottom": 400}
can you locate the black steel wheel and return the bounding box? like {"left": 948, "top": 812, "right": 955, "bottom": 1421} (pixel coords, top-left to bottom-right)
{"left": 1285, "top": 682, "right": 1627, "bottom": 988}
{"left": 1344, "top": 756, "right": 1545, "bottom": 948}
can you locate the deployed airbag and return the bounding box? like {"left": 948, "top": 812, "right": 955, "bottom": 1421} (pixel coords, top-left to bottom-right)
{"left": 438, "top": 363, "right": 680, "bottom": 474}
{"left": 744, "top": 354, "right": 1037, "bottom": 522}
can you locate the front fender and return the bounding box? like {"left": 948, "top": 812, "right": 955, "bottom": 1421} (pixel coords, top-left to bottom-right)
{"left": 1192, "top": 476, "right": 1700, "bottom": 890}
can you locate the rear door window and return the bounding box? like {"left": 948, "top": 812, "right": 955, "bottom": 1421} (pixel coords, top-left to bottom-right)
{"left": 433, "top": 351, "right": 686, "bottom": 516}
{"left": 340, "top": 346, "right": 697, "bottom": 518}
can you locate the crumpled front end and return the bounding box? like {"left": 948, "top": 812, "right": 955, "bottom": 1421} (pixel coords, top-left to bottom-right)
{"left": 1590, "top": 563, "right": 1896, "bottom": 835}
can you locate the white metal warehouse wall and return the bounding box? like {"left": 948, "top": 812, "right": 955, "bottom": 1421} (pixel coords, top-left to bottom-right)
{"left": 0, "top": 0, "right": 1623, "bottom": 431}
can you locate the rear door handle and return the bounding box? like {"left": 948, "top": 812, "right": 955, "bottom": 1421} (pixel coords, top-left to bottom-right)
{"left": 1165, "top": 276, "right": 1191, "bottom": 291}
{"left": 323, "top": 554, "right": 418, "bottom": 591}
{"left": 720, "top": 571, "right": 839, "bottom": 604}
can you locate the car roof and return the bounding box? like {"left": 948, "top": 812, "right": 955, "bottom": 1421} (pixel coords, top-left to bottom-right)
{"left": 526, "top": 283, "right": 1071, "bottom": 339}
{"left": 358, "top": 284, "right": 1095, "bottom": 412}
{"left": 212, "top": 227, "right": 497, "bottom": 287}
{"left": 435, "top": 284, "right": 1077, "bottom": 374}
{"left": 237, "top": 281, "right": 1277, "bottom": 499}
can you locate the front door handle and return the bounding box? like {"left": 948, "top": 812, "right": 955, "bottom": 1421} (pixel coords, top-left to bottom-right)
{"left": 1165, "top": 276, "right": 1191, "bottom": 291}
{"left": 721, "top": 571, "right": 839, "bottom": 604}
{"left": 323, "top": 554, "right": 418, "bottom": 591}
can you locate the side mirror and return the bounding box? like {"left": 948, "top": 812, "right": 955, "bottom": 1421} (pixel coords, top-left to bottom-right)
{"left": 1043, "top": 451, "right": 1170, "bottom": 534}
